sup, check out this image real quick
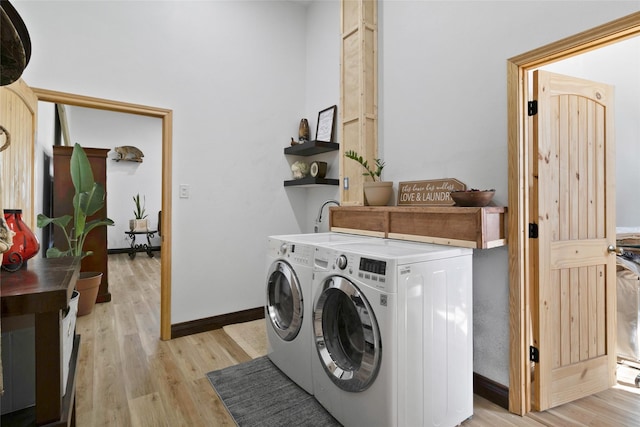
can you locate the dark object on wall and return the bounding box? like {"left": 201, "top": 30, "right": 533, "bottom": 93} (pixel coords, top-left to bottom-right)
{"left": 1, "top": 209, "right": 39, "bottom": 271}
{"left": 52, "top": 146, "right": 112, "bottom": 303}
{"left": 0, "top": 0, "right": 31, "bottom": 86}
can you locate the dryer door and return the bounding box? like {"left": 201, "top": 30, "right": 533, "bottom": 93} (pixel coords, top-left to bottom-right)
{"left": 266, "top": 260, "right": 303, "bottom": 341}
{"left": 313, "top": 276, "right": 381, "bottom": 392}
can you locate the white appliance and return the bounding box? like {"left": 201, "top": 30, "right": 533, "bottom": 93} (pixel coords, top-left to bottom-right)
{"left": 265, "top": 232, "right": 378, "bottom": 395}
{"left": 311, "top": 239, "right": 473, "bottom": 427}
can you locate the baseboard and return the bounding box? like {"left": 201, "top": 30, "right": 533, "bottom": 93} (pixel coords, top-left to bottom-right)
{"left": 473, "top": 372, "right": 509, "bottom": 410}
{"left": 171, "top": 306, "right": 265, "bottom": 339}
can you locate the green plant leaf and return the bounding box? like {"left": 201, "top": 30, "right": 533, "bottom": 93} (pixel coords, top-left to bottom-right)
{"left": 345, "top": 150, "right": 384, "bottom": 182}
{"left": 70, "top": 143, "right": 95, "bottom": 194}
{"left": 84, "top": 218, "right": 115, "bottom": 237}
{"left": 133, "top": 193, "right": 147, "bottom": 219}
{"left": 45, "top": 247, "right": 71, "bottom": 258}
{"left": 37, "top": 213, "right": 72, "bottom": 229}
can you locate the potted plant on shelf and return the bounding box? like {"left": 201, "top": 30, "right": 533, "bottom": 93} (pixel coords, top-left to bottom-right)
{"left": 345, "top": 150, "right": 393, "bottom": 206}
{"left": 130, "top": 193, "right": 148, "bottom": 231}
{"left": 37, "top": 143, "right": 114, "bottom": 316}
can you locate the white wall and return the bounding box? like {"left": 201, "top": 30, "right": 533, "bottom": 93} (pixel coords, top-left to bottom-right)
{"left": 301, "top": 1, "right": 341, "bottom": 232}
{"left": 15, "top": 0, "right": 640, "bottom": 388}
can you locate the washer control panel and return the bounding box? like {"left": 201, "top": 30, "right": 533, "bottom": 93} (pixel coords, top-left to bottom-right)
{"left": 315, "top": 246, "right": 390, "bottom": 290}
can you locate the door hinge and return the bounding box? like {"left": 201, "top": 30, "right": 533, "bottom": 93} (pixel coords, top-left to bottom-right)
{"left": 530, "top": 346, "right": 539, "bottom": 363}
{"left": 529, "top": 223, "right": 538, "bottom": 239}
{"left": 528, "top": 100, "right": 538, "bottom": 116}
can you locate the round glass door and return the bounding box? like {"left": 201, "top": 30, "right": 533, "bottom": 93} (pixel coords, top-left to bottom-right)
{"left": 266, "top": 260, "right": 303, "bottom": 341}
{"left": 313, "top": 276, "right": 381, "bottom": 392}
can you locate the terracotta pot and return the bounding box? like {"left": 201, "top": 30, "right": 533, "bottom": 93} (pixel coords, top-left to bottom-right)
{"left": 364, "top": 181, "right": 393, "bottom": 206}
{"left": 76, "top": 271, "right": 102, "bottom": 316}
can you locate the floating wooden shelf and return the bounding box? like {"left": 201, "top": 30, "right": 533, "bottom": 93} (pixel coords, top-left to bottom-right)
{"left": 284, "top": 177, "right": 339, "bottom": 187}
{"left": 284, "top": 140, "right": 339, "bottom": 156}
{"left": 329, "top": 206, "right": 507, "bottom": 249}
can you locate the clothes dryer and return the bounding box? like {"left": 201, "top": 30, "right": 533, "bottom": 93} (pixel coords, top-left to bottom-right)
{"left": 311, "top": 239, "right": 473, "bottom": 427}
{"left": 265, "top": 232, "right": 379, "bottom": 395}
{"left": 265, "top": 236, "right": 315, "bottom": 394}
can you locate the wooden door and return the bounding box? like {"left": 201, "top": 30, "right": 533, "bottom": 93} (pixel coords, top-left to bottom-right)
{"left": 531, "top": 70, "right": 617, "bottom": 410}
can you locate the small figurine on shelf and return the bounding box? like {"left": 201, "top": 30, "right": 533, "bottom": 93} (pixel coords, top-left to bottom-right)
{"left": 298, "top": 118, "right": 310, "bottom": 144}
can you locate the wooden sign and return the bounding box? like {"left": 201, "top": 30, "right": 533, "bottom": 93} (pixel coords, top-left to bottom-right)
{"left": 397, "top": 178, "right": 466, "bottom": 206}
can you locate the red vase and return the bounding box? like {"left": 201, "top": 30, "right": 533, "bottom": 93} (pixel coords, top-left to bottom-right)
{"left": 2, "top": 209, "right": 40, "bottom": 271}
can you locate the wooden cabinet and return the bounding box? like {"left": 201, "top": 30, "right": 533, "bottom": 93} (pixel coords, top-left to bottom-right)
{"left": 1, "top": 257, "right": 81, "bottom": 425}
{"left": 53, "top": 146, "right": 111, "bottom": 302}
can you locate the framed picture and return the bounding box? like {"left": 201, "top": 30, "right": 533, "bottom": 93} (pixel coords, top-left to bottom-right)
{"left": 315, "top": 105, "right": 337, "bottom": 142}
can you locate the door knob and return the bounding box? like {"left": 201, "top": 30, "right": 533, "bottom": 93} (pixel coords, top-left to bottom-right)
{"left": 607, "top": 245, "right": 623, "bottom": 255}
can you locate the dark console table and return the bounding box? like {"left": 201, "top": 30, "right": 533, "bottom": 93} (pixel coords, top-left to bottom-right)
{"left": 1, "top": 256, "right": 81, "bottom": 426}
{"left": 125, "top": 230, "right": 157, "bottom": 259}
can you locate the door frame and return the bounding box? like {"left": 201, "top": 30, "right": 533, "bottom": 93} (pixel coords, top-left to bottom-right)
{"left": 507, "top": 11, "right": 640, "bottom": 415}
{"left": 32, "top": 87, "right": 173, "bottom": 341}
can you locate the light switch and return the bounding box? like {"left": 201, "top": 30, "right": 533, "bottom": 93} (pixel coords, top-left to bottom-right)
{"left": 179, "top": 184, "right": 190, "bottom": 199}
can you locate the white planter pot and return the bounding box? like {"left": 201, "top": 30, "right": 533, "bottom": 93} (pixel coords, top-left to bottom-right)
{"left": 129, "top": 219, "right": 148, "bottom": 232}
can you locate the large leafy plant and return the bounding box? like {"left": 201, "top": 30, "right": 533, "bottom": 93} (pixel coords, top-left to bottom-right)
{"left": 345, "top": 150, "right": 385, "bottom": 182}
{"left": 37, "top": 143, "right": 114, "bottom": 258}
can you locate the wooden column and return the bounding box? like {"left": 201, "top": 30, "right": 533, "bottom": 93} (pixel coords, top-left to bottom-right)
{"left": 53, "top": 146, "right": 111, "bottom": 302}
{"left": 340, "top": 0, "right": 378, "bottom": 206}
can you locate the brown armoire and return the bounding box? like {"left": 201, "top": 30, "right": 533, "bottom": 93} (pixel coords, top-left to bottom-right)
{"left": 53, "top": 146, "right": 111, "bottom": 303}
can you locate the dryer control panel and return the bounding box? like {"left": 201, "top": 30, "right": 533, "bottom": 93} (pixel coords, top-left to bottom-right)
{"left": 268, "top": 238, "right": 313, "bottom": 267}
{"left": 359, "top": 257, "right": 387, "bottom": 276}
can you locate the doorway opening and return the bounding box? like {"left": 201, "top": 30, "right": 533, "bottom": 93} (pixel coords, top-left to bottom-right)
{"left": 32, "top": 87, "right": 174, "bottom": 341}
{"left": 507, "top": 11, "right": 640, "bottom": 416}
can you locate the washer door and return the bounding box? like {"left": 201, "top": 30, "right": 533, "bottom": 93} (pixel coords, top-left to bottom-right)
{"left": 313, "top": 276, "right": 381, "bottom": 392}
{"left": 266, "top": 260, "right": 303, "bottom": 341}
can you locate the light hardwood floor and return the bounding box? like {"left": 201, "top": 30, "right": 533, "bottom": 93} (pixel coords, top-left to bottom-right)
{"left": 76, "top": 253, "right": 640, "bottom": 426}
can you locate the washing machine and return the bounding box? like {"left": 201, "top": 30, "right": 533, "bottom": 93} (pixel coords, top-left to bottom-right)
{"left": 311, "top": 239, "right": 474, "bottom": 427}
{"left": 265, "top": 232, "right": 379, "bottom": 395}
